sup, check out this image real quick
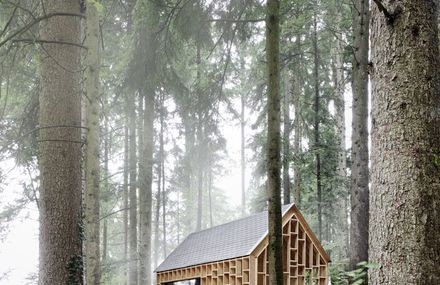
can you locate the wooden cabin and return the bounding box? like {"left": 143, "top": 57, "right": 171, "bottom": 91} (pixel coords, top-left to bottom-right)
{"left": 155, "top": 204, "right": 330, "bottom": 285}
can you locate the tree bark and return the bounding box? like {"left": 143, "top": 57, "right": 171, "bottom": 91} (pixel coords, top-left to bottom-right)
{"left": 369, "top": 0, "right": 440, "bottom": 284}
{"left": 241, "top": 91, "right": 246, "bottom": 215}
{"left": 196, "top": 43, "right": 203, "bottom": 232}
{"left": 282, "top": 72, "right": 290, "bottom": 205}
{"left": 84, "top": 1, "right": 101, "bottom": 284}
{"left": 312, "top": 6, "right": 322, "bottom": 241}
{"left": 266, "top": 1, "right": 283, "bottom": 285}
{"left": 137, "top": 0, "right": 158, "bottom": 283}
{"left": 154, "top": 154, "right": 161, "bottom": 268}
{"left": 123, "top": 123, "right": 129, "bottom": 285}
{"left": 292, "top": 35, "right": 302, "bottom": 206}
{"left": 139, "top": 91, "right": 153, "bottom": 285}
{"left": 350, "top": 0, "right": 369, "bottom": 271}
{"left": 331, "top": 0, "right": 349, "bottom": 260}
{"left": 128, "top": 91, "right": 138, "bottom": 285}
{"left": 160, "top": 94, "right": 167, "bottom": 258}
{"left": 38, "top": 1, "right": 82, "bottom": 284}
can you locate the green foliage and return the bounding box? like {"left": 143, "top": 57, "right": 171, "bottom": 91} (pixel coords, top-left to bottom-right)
{"left": 330, "top": 262, "right": 379, "bottom": 285}
{"left": 66, "top": 254, "right": 83, "bottom": 285}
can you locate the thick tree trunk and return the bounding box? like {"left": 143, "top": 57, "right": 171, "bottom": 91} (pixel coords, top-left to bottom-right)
{"left": 84, "top": 1, "right": 101, "bottom": 284}
{"left": 349, "top": 0, "right": 369, "bottom": 271}
{"left": 38, "top": 1, "right": 82, "bottom": 284}
{"left": 312, "top": 7, "right": 322, "bottom": 241}
{"left": 369, "top": 1, "right": 440, "bottom": 284}
{"left": 265, "top": 1, "right": 283, "bottom": 285}
{"left": 282, "top": 73, "right": 290, "bottom": 205}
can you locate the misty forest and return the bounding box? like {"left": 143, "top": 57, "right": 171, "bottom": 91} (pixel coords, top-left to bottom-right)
{"left": 0, "top": 0, "right": 439, "bottom": 284}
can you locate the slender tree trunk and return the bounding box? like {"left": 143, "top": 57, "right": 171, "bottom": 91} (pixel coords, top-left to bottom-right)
{"left": 154, "top": 159, "right": 161, "bottom": 269}
{"left": 38, "top": 1, "right": 82, "bottom": 284}
{"left": 196, "top": 43, "right": 203, "bottom": 232}
{"left": 101, "top": 111, "right": 108, "bottom": 276}
{"left": 102, "top": 93, "right": 110, "bottom": 270}
{"left": 312, "top": 6, "right": 322, "bottom": 241}
{"left": 208, "top": 161, "right": 213, "bottom": 227}
{"left": 123, "top": 123, "right": 129, "bottom": 285}
{"left": 84, "top": 1, "right": 101, "bottom": 284}
{"left": 160, "top": 94, "right": 167, "bottom": 258}
{"left": 331, "top": 0, "right": 349, "bottom": 260}
{"left": 128, "top": 91, "right": 138, "bottom": 285}
{"left": 293, "top": 35, "right": 302, "bottom": 206}
{"left": 139, "top": 92, "right": 154, "bottom": 285}
{"left": 282, "top": 72, "right": 290, "bottom": 205}
{"left": 240, "top": 91, "right": 246, "bottom": 215}
{"left": 266, "top": 1, "right": 283, "bottom": 285}
{"left": 137, "top": 0, "right": 158, "bottom": 281}
{"left": 369, "top": 1, "right": 440, "bottom": 284}
{"left": 349, "top": 0, "right": 369, "bottom": 271}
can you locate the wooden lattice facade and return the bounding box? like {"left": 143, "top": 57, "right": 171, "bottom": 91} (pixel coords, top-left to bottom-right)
{"left": 156, "top": 205, "right": 330, "bottom": 285}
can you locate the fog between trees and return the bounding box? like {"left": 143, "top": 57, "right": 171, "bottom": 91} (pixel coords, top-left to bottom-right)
{"left": 0, "top": 0, "right": 439, "bottom": 284}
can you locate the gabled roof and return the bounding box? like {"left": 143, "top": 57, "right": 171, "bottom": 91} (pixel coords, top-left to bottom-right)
{"left": 155, "top": 204, "right": 294, "bottom": 273}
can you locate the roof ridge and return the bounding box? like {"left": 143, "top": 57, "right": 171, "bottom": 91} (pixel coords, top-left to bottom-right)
{"left": 191, "top": 203, "right": 294, "bottom": 235}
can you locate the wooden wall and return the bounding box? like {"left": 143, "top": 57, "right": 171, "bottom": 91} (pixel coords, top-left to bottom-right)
{"left": 156, "top": 256, "right": 252, "bottom": 285}
{"left": 156, "top": 208, "right": 329, "bottom": 285}
{"left": 251, "top": 213, "right": 328, "bottom": 285}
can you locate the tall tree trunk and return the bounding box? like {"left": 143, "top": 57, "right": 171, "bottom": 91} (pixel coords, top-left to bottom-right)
{"left": 38, "top": 1, "right": 82, "bottom": 284}
{"left": 292, "top": 35, "right": 302, "bottom": 206}
{"left": 312, "top": 5, "right": 322, "bottom": 241}
{"left": 266, "top": 1, "right": 283, "bottom": 285}
{"left": 139, "top": 92, "right": 154, "bottom": 285}
{"left": 369, "top": 1, "right": 440, "bottom": 284}
{"left": 128, "top": 91, "right": 138, "bottom": 285}
{"left": 84, "top": 1, "right": 101, "bottom": 284}
{"left": 160, "top": 94, "right": 167, "bottom": 258}
{"left": 154, "top": 157, "right": 161, "bottom": 269}
{"left": 137, "top": 92, "right": 144, "bottom": 285}
{"left": 349, "top": 0, "right": 369, "bottom": 271}
{"left": 102, "top": 93, "right": 110, "bottom": 270}
{"left": 123, "top": 123, "right": 129, "bottom": 285}
{"left": 137, "top": 0, "right": 158, "bottom": 282}
{"left": 196, "top": 43, "right": 203, "bottom": 232}
{"left": 331, "top": 0, "right": 349, "bottom": 260}
{"left": 282, "top": 72, "right": 290, "bottom": 205}
{"left": 240, "top": 91, "right": 246, "bottom": 215}
{"left": 208, "top": 160, "right": 213, "bottom": 227}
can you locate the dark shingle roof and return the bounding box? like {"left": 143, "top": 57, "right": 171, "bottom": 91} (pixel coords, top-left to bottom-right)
{"left": 155, "top": 204, "right": 293, "bottom": 272}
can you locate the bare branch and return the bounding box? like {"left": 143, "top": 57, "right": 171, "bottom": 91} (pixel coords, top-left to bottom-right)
{"left": 0, "top": 12, "right": 85, "bottom": 48}
{"left": 12, "top": 38, "right": 87, "bottom": 49}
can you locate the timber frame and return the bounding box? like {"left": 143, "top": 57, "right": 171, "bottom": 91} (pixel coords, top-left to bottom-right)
{"left": 156, "top": 205, "right": 330, "bottom": 285}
